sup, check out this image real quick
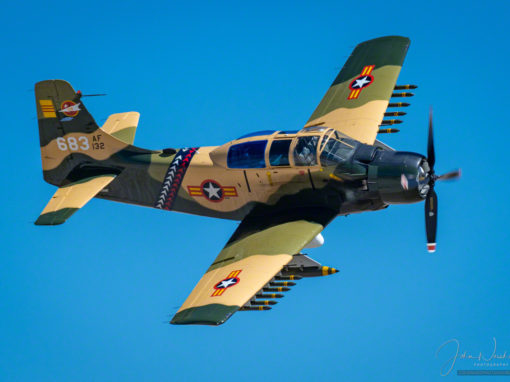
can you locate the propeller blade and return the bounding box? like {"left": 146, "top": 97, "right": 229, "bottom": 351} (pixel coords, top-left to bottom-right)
{"left": 438, "top": 169, "right": 461, "bottom": 181}
{"left": 425, "top": 188, "right": 438, "bottom": 253}
{"left": 427, "top": 107, "right": 435, "bottom": 169}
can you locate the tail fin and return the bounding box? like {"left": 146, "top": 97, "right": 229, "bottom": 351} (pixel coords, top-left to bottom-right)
{"left": 36, "top": 80, "right": 147, "bottom": 186}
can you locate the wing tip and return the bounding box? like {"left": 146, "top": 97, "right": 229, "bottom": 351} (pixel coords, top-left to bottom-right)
{"left": 170, "top": 319, "right": 224, "bottom": 326}
{"left": 170, "top": 304, "right": 238, "bottom": 326}
{"left": 34, "top": 208, "right": 78, "bottom": 226}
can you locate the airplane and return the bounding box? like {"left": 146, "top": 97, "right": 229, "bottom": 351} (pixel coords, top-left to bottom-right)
{"left": 34, "top": 35, "right": 460, "bottom": 326}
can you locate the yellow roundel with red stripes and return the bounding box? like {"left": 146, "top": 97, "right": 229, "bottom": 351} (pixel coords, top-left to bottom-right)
{"left": 211, "top": 270, "right": 242, "bottom": 297}
{"left": 348, "top": 65, "right": 375, "bottom": 100}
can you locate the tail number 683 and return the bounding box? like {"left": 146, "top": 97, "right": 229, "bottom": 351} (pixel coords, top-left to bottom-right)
{"left": 56, "top": 136, "right": 90, "bottom": 151}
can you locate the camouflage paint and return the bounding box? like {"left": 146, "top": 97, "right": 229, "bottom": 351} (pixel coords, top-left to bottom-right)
{"left": 306, "top": 36, "right": 410, "bottom": 144}
{"left": 35, "top": 36, "right": 413, "bottom": 326}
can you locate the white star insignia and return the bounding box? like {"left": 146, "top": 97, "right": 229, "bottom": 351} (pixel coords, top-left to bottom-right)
{"left": 353, "top": 76, "right": 371, "bottom": 89}
{"left": 203, "top": 183, "right": 221, "bottom": 199}
{"left": 218, "top": 278, "right": 236, "bottom": 288}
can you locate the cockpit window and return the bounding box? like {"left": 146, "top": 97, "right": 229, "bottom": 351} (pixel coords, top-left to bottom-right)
{"left": 294, "top": 136, "right": 319, "bottom": 166}
{"left": 320, "top": 138, "right": 354, "bottom": 166}
{"left": 269, "top": 139, "right": 291, "bottom": 166}
{"left": 227, "top": 140, "right": 267, "bottom": 168}
{"left": 279, "top": 130, "right": 299, "bottom": 135}
{"left": 319, "top": 134, "right": 330, "bottom": 151}
{"left": 301, "top": 125, "right": 327, "bottom": 133}
{"left": 318, "top": 128, "right": 336, "bottom": 151}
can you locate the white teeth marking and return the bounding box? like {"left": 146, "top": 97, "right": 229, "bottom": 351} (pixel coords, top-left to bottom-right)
{"left": 155, "top": 148, "right": 197, "bottom": 210}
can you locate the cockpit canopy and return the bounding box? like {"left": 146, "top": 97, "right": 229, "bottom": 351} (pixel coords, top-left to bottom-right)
{"left": 224, "top": 127, "right": 358, "bottom": 169}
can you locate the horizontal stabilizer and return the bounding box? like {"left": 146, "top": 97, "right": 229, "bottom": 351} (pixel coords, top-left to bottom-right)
{"left": 101, "top": 112, "right": 139, "bottom": 145}
{"left": 35, "top": 174, "right": 117, "bottom": 225}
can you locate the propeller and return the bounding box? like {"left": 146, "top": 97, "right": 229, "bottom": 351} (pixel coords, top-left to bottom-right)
{"left": 424, "top": 108, "right": 461, "bottom": 253}
{"left": 437, "top": 169, "right": 462, "bottom": 181}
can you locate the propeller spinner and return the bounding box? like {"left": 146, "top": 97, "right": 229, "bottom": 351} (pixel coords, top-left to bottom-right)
{"left": 424, "top": 108, "right": 461, "bottom": 252}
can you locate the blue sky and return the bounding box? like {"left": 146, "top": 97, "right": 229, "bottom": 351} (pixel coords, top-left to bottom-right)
{"left": 1, "top": 1, "right": 509, "bottom": 380}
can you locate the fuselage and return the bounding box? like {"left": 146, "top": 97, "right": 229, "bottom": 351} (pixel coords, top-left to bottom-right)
{"left": 95, "top": 126, "right": 428, "bottom": 222}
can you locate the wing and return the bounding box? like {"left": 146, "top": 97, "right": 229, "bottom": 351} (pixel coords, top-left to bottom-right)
{"left": 171, "top": 208, "right": 337, "bottom": 325}
{"left": 101, "top": 112, "right": 139, "bottom": 145}
{"left": 305, "top": 36, "right": 410, "bottom": 144}
{"left": 35, "top": 174, "right": 117, "bottom": 225}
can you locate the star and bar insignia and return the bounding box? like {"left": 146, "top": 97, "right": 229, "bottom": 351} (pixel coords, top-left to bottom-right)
{"left": 211, "top": 270, "right": 242, "bottom": 297}
{"left": 347, "top": 65, "right": 375, "bottom": 100}
{"left": 188, "top": 180, "right": 238, "bottom": 202}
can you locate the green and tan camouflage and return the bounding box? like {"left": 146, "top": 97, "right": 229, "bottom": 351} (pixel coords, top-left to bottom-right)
{"left": 305, "top": 36, "right": 410, "bottom": 144}
{"left": 35, "top": 174, "right": 116, "bottom": 225}
{"left": 35, "top": 36, "right": 446, "bottom": 326}
{"left": 172, "top": 209, "right": 336, "bottom": 324}
{"left": 101, "top": 112, "right": 139, "bottom": 144}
